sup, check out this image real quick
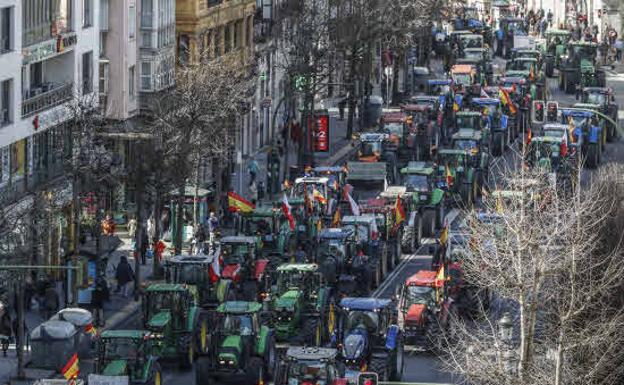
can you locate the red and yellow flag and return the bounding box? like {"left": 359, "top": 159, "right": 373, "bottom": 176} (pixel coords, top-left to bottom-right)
{"left": 439, "top": 225, "right": 448, "bottom": 246}
{"left": 526, "top": 125, "right": 532, "bottom": 145}
{"left": 445, "top": 164, "right": 454, "bottom": 187}
{"left": 313, "top": 188, "right": 327, "bottom": 205}
{"left": 331, "top": 207, "right": 341, "bottom": 228}
{"left": 228, "top": 191, "right": 255, "bottom": 213}
{"left": 529, "top": 65, "right": 535, "bottom": 81}
{"left": 499, "top": 88, "right": 517, "bottom": 115}
{"left": 84, "top": 323, "right": 97, "bottom": 336}
{"left": 394, "top": 195, "right": 405, "bottom": 226}
{"left": 62, "top": 353, "right": 79, "bottom": 380}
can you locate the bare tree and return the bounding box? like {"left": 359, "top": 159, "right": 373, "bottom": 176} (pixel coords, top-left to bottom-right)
{"left": 438, "top": 164, "right": 624, "bottom": 385}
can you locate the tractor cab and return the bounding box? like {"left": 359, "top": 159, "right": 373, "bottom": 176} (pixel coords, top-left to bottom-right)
{"left": 510, "top": 57, "right": 538, "bottom": 72}
{"left": 451, "top": 64, "right": 478, "bottom": 95}
{"left": 313, "top": 166, "right": 348, "bottom": 194}
{"left": 318, "top": 228, "right": 354, "bottom": 278}
{"left": 356, "top": 133, "right": 394, "bottom": 163}
{"left": 458, "top": 34, "right": 484, "bottom": 52}
{"left": 455, "top": 111, "right": 484, "bottom": 132}
{"left": 293, "top": 176, "right": 331, "bottom": 202}
{"left": 274, "top": 347, "right": 346, "bottom": 385}
{"left": 401, "top": 104, "right": 439, "bottom": 161}
{"left": 543, "top": 29, "right": 571, "bottom": 76}
{"left": 336, "top": 298, "right": 403, "bottom": 382}
{"left": 165, "top": 253, "right": 227, "bottom": 309}
{"left": 380, "top": 112, "right": 411, "bottom": 150}
{"left": 345, "top": 161, "right": 389, "bottom": 200}
{"left": 239, "top": 208, "right": 293, "bottom": 258}
{"left": 471, "top": 97, "right": 508, "bottom": 155}
{"left": 454, "top": 7, "right": 484, "bottom": 32}
{"left": 581, "top": 87, "right": 618, "bottom": 141}
{"left": 452, "top": 129, "right": 489, "bottom": 185}
{"left": 341, "top": 215, "right": 385, "bottom": 290}
{"left": 271, "top": 263, "right": 332, "bottom": 346}
{"left": 426, "top": 79, "right": 453, "bottom": 102}
{"left": 400, "top": 162, "right": 437, "bottom": 194}
{"left": 496, "top": 17, "right": 529, "bottom": 58}
{"left": 560, "top": 42, "right": 604, "bottom": 93}
{"left": 29, "top": 320, "right": 84, "bottom": 376}
{"left": 218, "top": 236, "right": 270, "bottom": 300}
{"left": 436, "top": 149, "right": 478, "bottom": 204}
{"left": 96, "top": 330, "right": 161, "bottom": 383}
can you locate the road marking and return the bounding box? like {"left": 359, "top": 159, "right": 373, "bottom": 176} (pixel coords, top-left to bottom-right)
{"left": 618, "top": 110, "right": 624, "bottom": 121}
{"left": 372, "top": 254, "right": 431, "bottom": 298}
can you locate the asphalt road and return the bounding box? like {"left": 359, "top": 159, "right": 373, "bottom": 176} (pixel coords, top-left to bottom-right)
{"left": 114, "top": 59, "right": 624, "bottom": 385}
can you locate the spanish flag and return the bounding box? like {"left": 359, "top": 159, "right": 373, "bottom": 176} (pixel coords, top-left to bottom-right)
{"left": 445, "top": 164, "right": 454, "bottom": 187}
{"left": 62, "top": 353, "right": 79, "bottom": 380}
{"left": 84, "top": 323, "right": 97, "bottom": 336}
{"left": 499, "top": 88, "right": 517, "bottom": 115}
{"left": 228, "top": 191, "right": 255, "bottom": 213}
{"left": 394, "top": 195, "right": 405, "bottom": 226}
{"left": 313, "top": 188, "right": 327, "bottom": 205}
{"left": 526, "top": 125, "right": 532, "bottom": 145}
{"left": 331, "top": 207, "right": 341, "bottom": 228}
{"left": 529, "top": 65, "right": 535, "bottom": 82}
{"left": 435, "top": 265, "right": 445, "bottom": 286}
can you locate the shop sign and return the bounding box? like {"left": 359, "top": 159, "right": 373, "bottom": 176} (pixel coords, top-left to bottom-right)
{"left": 309, "top": 112, "right": 330, "bottom": 153}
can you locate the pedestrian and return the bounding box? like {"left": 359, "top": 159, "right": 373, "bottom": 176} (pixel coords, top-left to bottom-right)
{"left": 102, "top": 214, "right": 116, "bottom": 236}
{"left": 207, "top": 212, "right": 219, "bottom": 244}
{"left": 294, "top": 245, "right": 306, "bottom": 263}
{"left": 193, "top": 223, "right": 207, "bottom": 254}
{"left": 247, "top": 158, "right": 259, "bottom": 183}
{"left": 147, "top": 215, "right": 156, "bottom": 245}
{"left": 43, "top": 281, "right": 59, "bottom": 320}
{"left": 92, "top": 275, "right": 108, "bottom": 327}
{"left": 115, "top": 256, "right": 134, "bottom": 298}
{"left": 139, "top": 226, "right": 149, "bottom": 265}
{"left": 249, "top": 180, "right": 258, "bottom": 204}
{"left": 127, "top": 216, "right": 137, "bottom": 239}
{"left": 0, "top": 301, "right": 12, "bottom": 339}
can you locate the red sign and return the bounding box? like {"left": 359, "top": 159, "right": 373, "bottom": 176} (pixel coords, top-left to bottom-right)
{"left": 311, "top": 113, "right": 329, "bottom": 152}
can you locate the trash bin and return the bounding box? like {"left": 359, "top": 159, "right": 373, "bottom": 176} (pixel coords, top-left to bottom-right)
{"left": 364, "top": 95, "right": 384, "bottom": 128}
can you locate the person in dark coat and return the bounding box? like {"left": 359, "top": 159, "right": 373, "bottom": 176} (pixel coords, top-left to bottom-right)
{"left": 92, "top": 275, "right": 109, "bottom": 326}
{"left": 43, "top": 281, "right": 59, "bottom": 320}
{"left": 139, "top": 227, "right": 149, "bottom": 265}
{"left": 115, "top": 256, "right": 134, "bottom": 298}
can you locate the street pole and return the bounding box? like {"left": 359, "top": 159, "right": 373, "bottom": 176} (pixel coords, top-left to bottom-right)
{"left": 16, "top": 278, "right": 25, "bottom": 379}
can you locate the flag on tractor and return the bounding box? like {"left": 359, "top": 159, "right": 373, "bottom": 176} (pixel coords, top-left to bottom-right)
{"left": 84, "top": 323, "right": 97, "bottom": 336}
{"left": 439, "top": 224, "right": 449, "bottom": 246}
{"left": 435, "top": 265, "right": 445, "bottom": 285}
{"left": 568, "top": 116, "right": 576, "bottom": 143}
{"left": 303, "top": 183, "right": 313, "bottom": 213}
{"left": 394, "top": 196, "right": 405, "bottom": 226}
{"left": 347, "top": 191, "right": 360, "bottom": 216}
{"left": 228, "top": 191, "right": 255, "bottom": 213}
{"left": 499, "top": 88, "right": 517, "bottom": 115}
{"left": 281, "top": 194, "right": 295, "bottom": 231}
{"left": 480, "top": 87, "right": 489, "bottom": 98}
{"left": 331, "top": 207, "right": 341, "bottom": 228}
{"left": 529, "top": 65, "right": 535, "bottom": 81}
{"left": 370, "top": 217, "right": 379, "bottom": 240}
{"left": 313, "top": 188, "right": 327, "bottom": 204}
{"left": 208, "top": 247, "right": 222, "bottom": 283}
{"left": 526, "top": 125, "right": 532, "bottom": 145}
{"left": 445, "top": 164, "right": 454, "bottom": 186}
{"left": 62, "top": 353, "right": 79, "bottom": 380}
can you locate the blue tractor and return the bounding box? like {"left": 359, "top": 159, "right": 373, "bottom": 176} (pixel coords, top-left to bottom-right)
{"left": 335, "top": 298, "right": 404, "bottom": 382}
{"left": 471, "top": 98, "right": 510, "bottom": 157}
{"left": 560, "top": 109, "right": 603, "bottom": 168}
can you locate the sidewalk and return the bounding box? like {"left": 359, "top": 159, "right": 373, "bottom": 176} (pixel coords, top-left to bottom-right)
{"left": 0, "top": 228, "right": 152, "bottom": 385}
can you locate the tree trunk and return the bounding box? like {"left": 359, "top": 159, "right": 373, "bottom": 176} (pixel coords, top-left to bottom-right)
{"left": 193, "top": 157, "right": 200, "bottom": 228}
{"left": 554, "top": 326, "right": 565, "bottom": 385}
{"left": 134, "top": 182, "right": 143, "bottom": 301}
{"left": 70, "top": 179, "right": 80, "bottom": 305}
{"left": 16, "top": 279, "right": 25, "bottom": 379}
{"left": 346, "top": 43, "right": 359, "bottom": 139}
{"left": 152, "top": 191, "right": 162, "bottom": 278}
{"left": 518, "top": 294, "right": 528, "bottom": 379}
{"left": 174, "top": 183, "right": 185, "bottom": 254}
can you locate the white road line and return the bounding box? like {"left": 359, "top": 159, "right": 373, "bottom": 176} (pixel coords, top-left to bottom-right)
{"left": 372, "top": 254, "right": 431, "bottom": 299}
{"left": 618, "top": 110, "right": 624, "bottom": 121}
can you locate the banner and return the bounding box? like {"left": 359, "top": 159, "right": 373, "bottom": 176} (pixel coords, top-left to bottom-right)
{"left": 310, "top": 112, "right": 330, "bottom": 153}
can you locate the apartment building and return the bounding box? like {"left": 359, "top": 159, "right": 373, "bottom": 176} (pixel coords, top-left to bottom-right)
{"left": 0, "top": 0, "right": 99, "bottom": 270}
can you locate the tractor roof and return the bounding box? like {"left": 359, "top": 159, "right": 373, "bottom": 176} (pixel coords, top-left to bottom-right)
{"left": 342, "top": 215, "right": 377, "bottom": 225}
{"left": 360, "top": 132, "right": 389, "bottom": 142}
{"left": 542, "top": 123, "right": 569, "bottom": 131}
{"left": 145, "top": 283, "right": 188, "bottom": 292}
{"left": 402, "top": 104, "right": 432, "bottom": 112}
{"left": 276, "top": 263, "right": 318, "bottom": 273}
{"left": 294, "top": 176, "right": 329, "bottom": 184}
{"left": 514, "top": 57, "right": 538, "bottom": 62}
{"left": 286, "top": 347, "right": 338, "bottom": 361}
{"left": 572, "top": 103, "right": 600, "bottom": 110}
{"left": 451, "top": 64, "right": 476, "bottom": 74}
{"left": 30, "top": 320, "right": 77, "bottom": 340}
{"left": 504, "top": 70, "right": 530, "bottom": 77}
{"left": 339, "top": 297, "right": 392, "bottom": 311}
{"left": 319, "top": 227, "right": 353, "bottom": 239}
{"left": 51, "top": 308, "right": 93, "bottom": 328}
{"left": 313, "top": 166, "right": 344, "bottom": 173}
{"left": 531, "top": 136, "right": 563, "bottom": 144}
{"left": 405, "top": 270, "right": 442, "bottom": 287}
{"left": 464, "top": 47, "right": 486, "bottom": 53}
{"left": 410, "top": 95, "right": 439, "bottom": 103}
{"left": 451, "top": 30, "right": 472, "bottom": 35}
{"left": 241, "top": 207, "right": 278, "bottom": 217}
{"left": 499, "top": 76, "right": 526, "bottom": 84}
{"left": 438, "top": 148, "right": 470, "bottom": 156}
{"left": 428, "top": 79, "right": 452, "bottom": 85}
{"left": 217, "top": 301, "right": 262, "bottom": 314}
{"left": 169, "top": 254, "right": 211, "bottom": 264}
{"left": 220, "top": 235, "right": 256, "bottom": 244}
{"left": 382, "top": 112, "right": 408, "bottom": 123}
{"left": 546, "top": 29, "right": 571, "bottom": 35}
{"left": 459, "top": 33, "right": 483, "bottom": 39}
{"left": 456, "top": 58, "right": 480, "bottom": 65}
{"left": 456, "top": 111, "right": 481, "bottom": 117}
{"left": 570, "top": 41, "right": 598, "bottom": 47}
{"left": 583, "top": 87, "right": 610, "bottom": 93}
{"left": 561, "top": 109, "right": 593, "bottom": 118}
{"left": 453, "top": 128, "right": 481, "bottom": 140}
{"left": 471, "top": 97, "right": 501, "bottom": 105}
{"left": 379, "top": 186, "right": 407, "bottom": 199}
{"left": 400, "top": 161, "right": 435, "bottom": 175}
{"left": 346, "top": 162, "right": 387, "bottom": 180}
{"left": 100, "top": 330, "right": 149, "bottom": 340}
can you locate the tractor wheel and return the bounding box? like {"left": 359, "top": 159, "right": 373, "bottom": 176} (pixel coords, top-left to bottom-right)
{"left": 435, "top": 204, "right": 445, "bottom": 229}
{"left": 264, "top": 335, "right": 277, "bottom": 380}
{"left": 196, "top": 357, "right": 214, "bottom": 385}
{"left": 559, "top": 71, "right": 565, "bottom": 90}
{"left": 246, "top": 357, "right": 264, "bottom": 385}
{"left": 369, "top": 354, "right": 390, "bottom": 382}
{"left": 178, "top": 333, "right": 195, "bottom": 369}
{"left": 147, "top": 362, "right": 163, "bottom": 385}
{"left": 491, "top": 132, "right": 504, "bottom": 157}
{"left": 302, "top": 317, "right": 322, "bottom": 346}
{"left": 607, "top": 117, "right": 616, "bottom": 142}
{"left": 422, "top": 209, "right": 436, "bottom": 238}
{"left": 391, "top": 335, "right": 405, "bottom": 381}
{"left": 401, "top": 226, "right": 415, "bottom": 254}
{"left": 196, "top": 315, "right": 210, "bottom": 355}
{"left": 564, "top": 74, "right": 575, "bottom": 94}
{"left": 425, "top": 314, "right": 442, "bottom": 352}
{"left": 587, "top": 144, "right": 599, "bottom": 168}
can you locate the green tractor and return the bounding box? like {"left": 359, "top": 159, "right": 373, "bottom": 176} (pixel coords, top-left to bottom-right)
{"left": 95, "top": 330, "right": 163, "bottom": 385}
{"left": 399, "top": 162, "right": 446, "bottom": 252}
{"left": 451, "top": 128, "right": 490, "bottom": 187}
{"left": 559, "top": 41, "right": 606, "bottom": 94}
{"left": 141, "top": 283, "right": 202, "bottom": 369}
{"left": 436, "top": 149, "right": 478, "bottom": 206}
{"left": 270, "top": 263, "right": 334, "bottom": 346}
{"left": 581, "top": 87, "right": 619, "bottom": 141}
{"left": 543, "top": 29, "right": 572, "bottom": 77}
{"left": 239, "top": 207, "right": 294, "bottom": 259}
{"left": 195, "top": 301, "right": 277, "bottom": 385}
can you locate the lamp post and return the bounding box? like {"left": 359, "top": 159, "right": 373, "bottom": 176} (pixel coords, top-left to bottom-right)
{"left": 499, "top": 312, "right": 516, "bottom": 375}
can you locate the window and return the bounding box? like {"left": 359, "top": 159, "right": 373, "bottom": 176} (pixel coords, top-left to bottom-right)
{"left": 82, "top": 51, "right": 93, "bottom": 94}
{"left": 83, "top": 0, "right": 93, "bottom": 27}
{"left": 140, "top": 62, "right": 152, "bottom": 91}
{"left": 128, "top": 65, "right": 135, "bottom": 98}
{"left": 0, "top": 79, "right": 12, "bottom": 125}
{"left": 100, "top": 0, "right": 109, "bottom": 30}
{"left": 30, "top": 62, "right": 43, "bottom": 89}
{"left": 129, "top": 5, "right": 136, "bottom": 39}
{"left": 99, "top": 62, "right": 109, "bottom": 94}
{"left": 141, "top": 31, "right": 152, "bottom": 48}
{"left": 141, "top": 0, "right": 153, "bottom": 28}
{"left": 1, "top": 7, "right": 12, "bottom": 53}
{"left": 178, "top": 34, "right": 189, "bottom": 64}
{"left": 224, "top": 24, "right": 231, "bottom": 53}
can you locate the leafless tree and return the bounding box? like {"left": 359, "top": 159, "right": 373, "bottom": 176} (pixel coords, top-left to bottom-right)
{"left": 438, "top": 164, "right": 624, "bottom": 385}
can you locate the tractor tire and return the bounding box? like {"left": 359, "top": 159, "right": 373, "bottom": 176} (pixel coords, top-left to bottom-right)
{"left": 559, "top": 71, "right": 565, "bottom": 90}
{"left": 587, "top": 144, "right": 599, "bottom": 168}
{"left": 491, "top": 132, "right": 504, "bottom": 157}
{"left": 147, "top": 362, "right": 163, "bottom": 385}
{"left": 196, "top": 357, "right": 214, "bottom": 385}
{"left": 196, "top": 314, "right": 210, "bottom": 356}
{"left": 422, "top": 209, "right": 436, "bottom": 238}
{"left": 425, "top": 313, "right": 442, "bottom": 352}
{"left": 302, "top": 317, "right": 322, "bottom": 346}
{"left": 246, "top": 357, "right": 264, "bottom": 385}
{"left": 369, "top": 354, "right": 390, "bottom": 382}
{"left": 264, "top": 335, "right": 277, "bottom": 380}
{"left": 435, "top": 204, "right": 445, "bottom": 229}
{"left": 564, "top": 74, "right": 575, "bottom": 94}
{"left": 390, "top": 335, "right": 405, "bottom": 381}
{"left": 178, "top": 333, "right": 195, "bottom": 369}
{"left": 401, "top": 226, "right": 415, "bottom": 254}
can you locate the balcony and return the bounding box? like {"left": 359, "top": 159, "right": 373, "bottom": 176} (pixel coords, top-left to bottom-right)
{"left": 22, "top": 83, "right": 73, "bottom": 118}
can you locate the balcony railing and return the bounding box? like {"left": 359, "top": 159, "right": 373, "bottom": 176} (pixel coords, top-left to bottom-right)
{"left": 22, "top": 83, "right": 73, "bottom": 118}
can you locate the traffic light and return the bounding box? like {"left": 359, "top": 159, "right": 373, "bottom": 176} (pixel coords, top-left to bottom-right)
{"left": 546, "top": 101, "right": 558, "bottom": 122}
{"left": 534, "top": 101, "right": 544, "bottom": 122}
{"left": 357, "top": 372, "right": 378, "bottom": 385}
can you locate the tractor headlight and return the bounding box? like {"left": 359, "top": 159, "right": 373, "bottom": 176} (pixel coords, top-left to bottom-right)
{"left": 219, "top": 360, "right": 226, "bottom": 365}
{"left": 228, "top": 360, "right": 235, "bottom": 366}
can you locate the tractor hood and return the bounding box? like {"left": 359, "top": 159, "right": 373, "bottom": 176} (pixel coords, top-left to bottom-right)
{"left": 218, "top": 335, "right": 243, "bottom": 364}
{"left": 343, "top": 328, "right": 368, "bottom": 360}
{"left": 275, "top": 290, "right": 300, "bottom": 311}
{"left": 147, "top": 310, "right": 171, "bottom": 330}
{"left": 580, "top": 59, "right": 595, "bottom": 73}
{"left": 221, "top": 263, "right": 242, "bottom": 281}
{"left": 102, "top": 359, "right": 128, "bottom": 376}
{"left": 405, "top": 303, "right": 427, "bottom": 324}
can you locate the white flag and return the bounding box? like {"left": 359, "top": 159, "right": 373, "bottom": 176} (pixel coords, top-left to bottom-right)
{"left": 347, "top": 191, "right": 360, "bottom": 216}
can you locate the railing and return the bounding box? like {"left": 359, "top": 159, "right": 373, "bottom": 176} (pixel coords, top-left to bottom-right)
{"left": 22, "top": 83, "right": 73, "bottom": 118}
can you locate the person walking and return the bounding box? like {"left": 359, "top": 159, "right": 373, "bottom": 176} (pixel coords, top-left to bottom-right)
{"left": 247, "top": 158, "right": 259, "bottom": 183}
{"left": 115, "top": 256, "right": 134, "bottom": 298}
{"left": 92, "top": 275, "right": 109, "bottom": 327}
{"left": 207, "top": 212, "right": 219, "bottom": 244}
{"left": 43, "top": 280, "right": 59, "bottom": 320}
{"left": 127, "top": 216, "right": 137, "bottom": 239}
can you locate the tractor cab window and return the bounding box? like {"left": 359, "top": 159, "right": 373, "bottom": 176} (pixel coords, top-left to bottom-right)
{"left": 463, "top": 50, "right": 482, "bottom": 60}
{"left": 345, "top": 311, "right": 379, "bottom": 333}
{"left": 146, "top": 292, "right": 177, "bottom": 314}
{"left": 383, "top": 122, "right": 404, "bottom": 137}
{"left": 584, "top": 92, "right": 606, "bottom": 105}
{"left": 543, "top": 129, "right": 565, "bottom": 139}
{"left": 221, "top": 314, "right": 254, "bottom": 336}
{"left": 513, "top": 60, "right": 533, "bottom": 71}
{"left": 361, "top": 141, "right": 382, "bottom": 156}
{"left": 295, "top": 182, "right": 327, "bottom": 198}
{"left": 277, "top": 271, "right": 304, "bottom": 292}
{"left": 245, "top": 218, "right": 273, "bottom": 235}
{"left": 456, "top": 115, "right": 479, "bottom": 129}
{"left": 404, "top": 174, "right": 429, "bottom": 192}
{"left": 405, "top": 286, "right": 435, "bottom": 307}
{"left": 288, "top": 360, "right": 329, "bottom": 383}
{"left": 175, "top": 264, "right": 206, "bottom": 285}
{"left": 504, "top": 21, "right": 525, "bottom": 33}
{"left": 409, "top": 111, "right": 429, "bottom": 126}
{"left": 221, "top": 244, "right": 248, "bottom": 265}
{"left": 452, "top": 73, "right": 472, "bottom": 85}
{"left": 454, "top": 139, "right": 478, "bottom": 151}
{"left": 103, "top": 338, "right": 139, "bottom": 361}
{"left": 344, "top": 224, "right": 369, "bottom": 243}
